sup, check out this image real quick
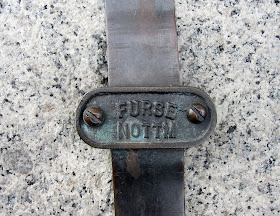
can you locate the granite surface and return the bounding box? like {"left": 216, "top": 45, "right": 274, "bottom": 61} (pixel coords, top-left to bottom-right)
{"left": 0, "top": 0, "right": 279, "bottom": 215}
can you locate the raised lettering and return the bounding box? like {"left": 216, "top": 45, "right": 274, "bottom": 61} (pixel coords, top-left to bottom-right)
{"left": 141, "top": 100, "right": 152, "bottom": 116}
{"left": 152, "top": 123, "right": 161, "bottom": 139}
{"left": 163, "top": 122, "right": 176, "bottom": 138}
{"left": 164, "top": 102, "right": 177, "bottom": 120}
{"left": 118, "top": 122, "right": 130, "bottom": 139}
{"left": 131, "top": 123, "right": 140, "bottom": 138}
{"left": 129, "top": 100, "right": 139, "bottom": 117}
{"left": 153, "top": 102, "right": 164, "bottom": 117}
{"left": 117, "top": 102, "right": 127, "bottom": 118}
{"left": 142, "top": 122, "right": 151, "bottom": 138}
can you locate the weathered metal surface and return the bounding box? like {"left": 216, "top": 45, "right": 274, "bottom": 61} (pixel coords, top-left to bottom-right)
{"left": 187, "top": 104, "right": 207, "bottom": 124}
{"left": 112, "top": 149, "right": 184, "bottom": 216}
{"left": 76, "top": 87, "right": 217, "bottom": 149}
{"left": 83, "top": 106, "right": 104, "bottom": 126}
{"left": 103, "top": 0, "right": 215, "bottom": 215}
{"left": 106, "top": 0, "right": 180, "bottom": 87}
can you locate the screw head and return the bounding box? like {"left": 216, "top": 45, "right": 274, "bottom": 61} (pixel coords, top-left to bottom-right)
{"left": 83, "top": 107, "right": 104, "bottom": 126}
{"left": 187, "top": 104, "right": 207, "bottom": 124}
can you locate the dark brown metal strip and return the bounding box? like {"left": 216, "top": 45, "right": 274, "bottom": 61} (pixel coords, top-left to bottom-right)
{"left": 112, "top": 149, "right": 184, "bottom": 216}
{"left": 106, "top": 0, "right": 185, "bottom": 215}
{"left": 106, "top": 0, "right": 180, "bottom": 87}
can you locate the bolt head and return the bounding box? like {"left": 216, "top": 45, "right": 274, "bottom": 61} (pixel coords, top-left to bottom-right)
{"left": 187, "top": 104, "right": 207, "bottom": 124}
{"left": 83, "top": 107, "right": 104, "bottom": 126}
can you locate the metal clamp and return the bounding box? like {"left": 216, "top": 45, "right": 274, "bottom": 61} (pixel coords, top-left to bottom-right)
{"left": 76, "top": 87, "right": 216, "bottom": 149}
{"left": 76, "top": 0, "right": 217, "bottom": 215}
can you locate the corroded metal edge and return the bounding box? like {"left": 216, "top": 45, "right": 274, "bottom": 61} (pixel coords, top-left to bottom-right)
{"left": 106, "top": 0, "right": 180, "bottom": 87}
{"left": 112, "top": 149, "right": 185, "bottom": 216}
{"left": 76, "top": 86, "right": 217, "bottom": 149}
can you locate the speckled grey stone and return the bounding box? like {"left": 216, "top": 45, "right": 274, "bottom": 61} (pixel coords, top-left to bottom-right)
{"left": 3, "top": 150, "right": 33, "bottom": 174}
{"left": 0, "top": 0, "right": 279, "bottom": 215}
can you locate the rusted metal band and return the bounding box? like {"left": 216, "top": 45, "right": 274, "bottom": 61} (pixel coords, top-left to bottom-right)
{"left": 105, "top": 0, "right": 185, "bottom": 215}
{"left": 112, "top": 149, "right": 184, "bottom": 216}
{"left": 106, "top": 0, "right": 180, "bottom": 87}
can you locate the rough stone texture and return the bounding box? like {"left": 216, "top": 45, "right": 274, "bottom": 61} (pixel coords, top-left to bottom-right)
{"left": 0, "top": 0, "right": 279, "bottom": 215}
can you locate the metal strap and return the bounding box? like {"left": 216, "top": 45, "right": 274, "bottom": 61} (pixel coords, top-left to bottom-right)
{"left": 112, "top": 149, "right": 184, "bottom": 216}
{"left": 106, "top": 0, "right": 180, "bottom": 87}
{"left": 106, "top": 0, "right": 185, "bottom": 215}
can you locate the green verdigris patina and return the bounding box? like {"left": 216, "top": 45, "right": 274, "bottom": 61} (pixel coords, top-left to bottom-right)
{"left": 76, "top": 86, "right": 217, "bottom": 149}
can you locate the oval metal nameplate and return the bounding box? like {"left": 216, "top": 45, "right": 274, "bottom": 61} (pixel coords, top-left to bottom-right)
{"left": 76, "top": 87, "right": 217, "bottom": 149}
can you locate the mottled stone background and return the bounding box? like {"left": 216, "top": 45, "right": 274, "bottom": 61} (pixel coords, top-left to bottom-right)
{"left": 0, "top": 0, "right": 279, "bottom": 215}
